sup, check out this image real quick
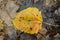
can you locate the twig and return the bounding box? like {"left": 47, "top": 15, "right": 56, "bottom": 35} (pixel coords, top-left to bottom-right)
{"left": 43, "top": 22, "right": 59, "bottom": 27}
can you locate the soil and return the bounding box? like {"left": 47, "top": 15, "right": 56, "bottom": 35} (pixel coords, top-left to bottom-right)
{"left": 0, "top": 0, "right": 60, "bottom": 40}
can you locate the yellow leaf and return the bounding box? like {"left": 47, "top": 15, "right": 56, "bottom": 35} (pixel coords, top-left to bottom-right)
{"left": 0, "top": 19, "right": 4, "bottom": 30}
{"left": 12, "top": 7, "right": 43, "bottom": 34}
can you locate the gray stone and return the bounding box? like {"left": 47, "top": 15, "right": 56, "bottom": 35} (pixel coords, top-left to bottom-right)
{"left": 5, "top": 1, "right": 19, "bottom": 18}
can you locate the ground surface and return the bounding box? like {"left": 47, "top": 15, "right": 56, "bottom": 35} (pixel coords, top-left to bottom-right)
{"left": 0, "top": 0, "right": 60, "bottom": 40}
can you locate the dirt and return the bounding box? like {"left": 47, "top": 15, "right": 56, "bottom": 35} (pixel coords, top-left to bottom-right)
{"left": 0, "top": 0, "right": 60, "bottom": 40}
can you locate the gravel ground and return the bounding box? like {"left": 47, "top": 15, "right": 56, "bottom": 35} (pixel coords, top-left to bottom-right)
{"left": 0, "top": 0, "right": 60, "bottom": 40}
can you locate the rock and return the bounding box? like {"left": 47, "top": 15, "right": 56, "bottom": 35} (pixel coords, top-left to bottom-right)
{"left": 54, "top": 33, "right": 60, "bottom": 38}
{"left": 54, "top": 33, "right": 60, "bottom": 40}
{"left": 39, "top": 28, "right": 47, "bottom": 35}
{"left": 58, "top": 7, "right": 60, "bottom": 15}
{"left": 1, "top": 13, "right": 16, "bottom": 40}
{"left": 55, "top": 10, "right": 58, "bottom": 15}
{"left": 54, "top": 7, "right": 60, "bottom": 16}
{"left": 0, "top": 35, "right": 4, "bottom": 40}
{"left": 0, "top": 0, "right": 19, "bottom": 26}
{"left": 0, "top": 0, "right": 3, "bottom": 2}
{"left": 0, "top": 10, "right": 12, "bottom": 26}
{"left": 46, "top": 18, "right": 54, "bottom": 24}
{"left": 5, "top": 0, "right": 19, "bottom": 18}
{"left": 37, "top": 33, "right": 42, "bottom": 40}
{"left": 44, "top": 0, "right": 60, "bottom": 7}
{"left": 20, "top": 33, "right": 37, "bottom": 40}
{"left": 34, "top": 0, "right": 39, "bottom": 3}
{"left": 4, "top": 26, "right": 17, "bottom": 40}
{"left": 0, "top": 32, "right": 4, "bottom": 40}
{"left": 37, "top": 28, "right": 47, "bottom": 40}
{"left": 0, "top": 0, "right": 8, "bottom": 9}
{"left": 46, "top": 35, "right": 55, "bottom": 40}
{"left": 0, "top": 0, "right": 19, "bottom": 40}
